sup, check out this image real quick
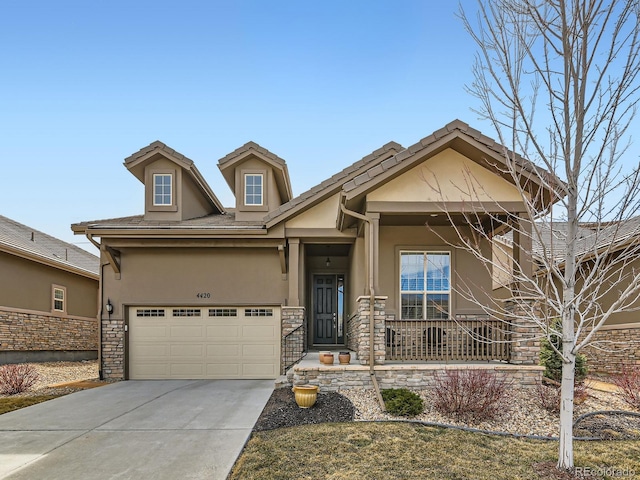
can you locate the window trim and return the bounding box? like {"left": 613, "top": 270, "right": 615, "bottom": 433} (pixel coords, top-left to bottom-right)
{"left": 399, "top": 250, "right": 451, "bottom": 320}
{"left": 145, "top": 168, "right": 178, "bottom": 213}
{"left": 52, "top": 284, "right": 67, "bottom": 314}
{"left": 152, "top": 173, "right": 173, "bottom": 206}
{"left": 244, "top": 173, "right": 264, "bottom": 206}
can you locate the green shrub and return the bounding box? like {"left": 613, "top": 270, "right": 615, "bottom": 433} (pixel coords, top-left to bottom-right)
{"left": 540, "top": 319, "right": 587, "bottom": 383}
{"left": 381, "top": 388, "right": 424, "bottom": 417}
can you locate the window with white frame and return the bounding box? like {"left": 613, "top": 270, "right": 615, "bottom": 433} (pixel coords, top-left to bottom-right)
{"left": 52, "top": 285, "right": 66, "bottom": 312}
{"left": 400, "top": 252, "right": 450, "bottom": 320}
{"left": 244, "top": 174, "right": 263, "bottom": 206}
{"left": 153, "top": 174, "right": 172, "bottom": 206}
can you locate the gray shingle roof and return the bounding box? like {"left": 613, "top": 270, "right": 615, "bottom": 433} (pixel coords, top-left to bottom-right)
{"left": 124, "top": 140, "right": 194, "bottom": 167}
{"left": 263, "top": 141, "right": 403, "bottom": 224}
{"left": 501, "top": 216, "right": 640, "bottom": 262}
{"left": 218, "top": 141, "right": 288, "bottom": 167}
{"left": 0, "top": 215, "right": 99, "bottom": 277}
{"left": 73, "top": 212, "right": 264, "bottom": 229}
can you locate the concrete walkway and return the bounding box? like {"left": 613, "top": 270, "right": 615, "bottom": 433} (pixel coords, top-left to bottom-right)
{"left": 0, "top": 380, "right": 273, "bottom": 480}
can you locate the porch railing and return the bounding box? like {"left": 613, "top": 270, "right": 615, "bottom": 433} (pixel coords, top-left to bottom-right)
{"left": 385, "top": 317, "right": 511, "bottom": 362}
{"left": 282, "top": 324, "right": 306, "bottom": 373}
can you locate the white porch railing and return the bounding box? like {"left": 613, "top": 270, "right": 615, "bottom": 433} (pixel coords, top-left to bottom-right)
{"left": 385, "top": 316, "right": 511, "bottom": 362}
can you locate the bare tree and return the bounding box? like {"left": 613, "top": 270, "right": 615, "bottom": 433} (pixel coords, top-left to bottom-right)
{"left": 449, "top": 0, "right": 640, "bottom": 471}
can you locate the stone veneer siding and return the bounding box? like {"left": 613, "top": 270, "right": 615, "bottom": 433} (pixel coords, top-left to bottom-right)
{"left": 349, "top": 296, "right": 387, "bottom": 365}
{"left": 101, "top": 318, "right": 124, "bottom": 379}
{"left": 504, "top": 297, "right": 541, "bottom": 365}
{"left": 290, "top": 363, "right": 543, "bottom": 392}
{"left": 281, "top": 306, "right": 305, "bottom": 374}
{"left": 584, "top": 323, "right": 640, "bottom": 375}
{"left": 0, "top": 308, "right": 98, "bottom": 363}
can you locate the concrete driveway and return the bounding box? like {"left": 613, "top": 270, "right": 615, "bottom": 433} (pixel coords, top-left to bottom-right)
{"left": 0, "top": 380, "right": 273, "bottom": 480}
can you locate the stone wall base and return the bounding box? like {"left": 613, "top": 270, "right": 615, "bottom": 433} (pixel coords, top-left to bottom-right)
{"left": 583, "top": 324, "right": 640, "bottom": 375}
{"left": 0, "top": 350, "right": 97, "bottom": 365}
{"left": 0, "top": 308, "right": 98, "bottom": 353}
{"left": 290, "top": 363, "right": 543, "bottom": 392}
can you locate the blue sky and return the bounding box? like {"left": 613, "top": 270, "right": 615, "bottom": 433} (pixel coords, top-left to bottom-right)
{"left": 1, "top": 1, "right": 637, "bottom": 253}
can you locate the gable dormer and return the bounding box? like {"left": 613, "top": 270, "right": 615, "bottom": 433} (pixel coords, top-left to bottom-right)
{"left": 125, "top": 141, "right": 225, "bottom": 221}
{"left": 218, "top": 142, "right": 293, "bottom": 221}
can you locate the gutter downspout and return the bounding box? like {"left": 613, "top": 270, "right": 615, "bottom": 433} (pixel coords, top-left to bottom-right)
{"left": 87, "top": 233, "right": 104, "bottom": 380}
{"left": 340, "top": 202, "right": 386, "bottom": 411}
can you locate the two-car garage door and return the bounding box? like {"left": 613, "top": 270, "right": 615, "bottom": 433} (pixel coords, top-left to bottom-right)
{"left": 128, "top": 306, "right": 280, "bottom": 380}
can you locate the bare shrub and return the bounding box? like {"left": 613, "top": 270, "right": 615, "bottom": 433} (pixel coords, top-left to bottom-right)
{"left": 432, "top": 369, "right": 511, "bottom": 423}
{"left": 612, "top": 365, "right": 640, "bottom": 410}
{"left": 535, "top": 381, "right": 590, "bottom": 414}
{"left": 0, "top": 364, "right": 39, "bottom": 395}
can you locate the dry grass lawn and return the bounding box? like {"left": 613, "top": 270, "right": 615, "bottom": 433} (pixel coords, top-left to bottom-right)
{"left": 230, "top": 422, "right": 640, "bottom": 480}
{"left": 0, "top": 395, "right": 64, "bottom": 415}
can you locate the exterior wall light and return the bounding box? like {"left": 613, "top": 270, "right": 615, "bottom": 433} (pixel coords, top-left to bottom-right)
{"left": 106, "top": 299, "right": 114, "bottom": 316}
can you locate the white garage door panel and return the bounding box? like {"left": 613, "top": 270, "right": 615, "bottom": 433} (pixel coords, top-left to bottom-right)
{"left": 206, "top": 326, "right": 239, "bottom": 338}
{"left": 243, "top": 344, "right": 276, "bottom": 356}
{"left": 170, "top": 325, "right": 204, "bottom": 338}
{"left": 242, "top": 325, "right": 276, "bottom": 338}
{"left": 131, "top": 364, "right": 170, "bottom": 377}
{"left": 207, "top": 364, "right": 240, "bottom": 376}
{"left": 207, "top": 344, "right": 241, "bottom": 356}
{"left": 170, "top": 344, "right": 204, "bottom": 356}
{"left": 129, "top": 306, "right": 280, "bottom": 380}
{"left": 136, "top": 326, "right": 169, "bottom": 339}
{"left": 244, "top": 363, "right": 277, "bottom": 376}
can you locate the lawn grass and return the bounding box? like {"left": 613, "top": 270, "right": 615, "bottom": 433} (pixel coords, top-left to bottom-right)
{"left": 230, "top": 422, "right": 640, "bottom": 480}
{"left": 0, "top": 394, "right": 65, "bottom": 415}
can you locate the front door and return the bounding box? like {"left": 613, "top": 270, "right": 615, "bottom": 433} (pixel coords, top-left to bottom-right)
{"left": 313, "top": 274, "right": 345, "bottom": 345}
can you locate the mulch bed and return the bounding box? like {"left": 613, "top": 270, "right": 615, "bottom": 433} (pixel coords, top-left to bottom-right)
{"left": 255, "top": 388, "right": 640, "bottom": 442}
{"left": 253, "top": 388, "right": 354, "bottom": 431}
{"left": 574, "top": 412, "right": 640, "bottom": 440}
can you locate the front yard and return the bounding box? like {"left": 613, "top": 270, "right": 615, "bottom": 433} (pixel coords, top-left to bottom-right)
{"left": 230, "top": 422, "right": 640, "bottom": 480}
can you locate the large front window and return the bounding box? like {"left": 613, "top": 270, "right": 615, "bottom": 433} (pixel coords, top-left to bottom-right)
{"left": 400, "top": 252, "right": 450, "bottom": 319}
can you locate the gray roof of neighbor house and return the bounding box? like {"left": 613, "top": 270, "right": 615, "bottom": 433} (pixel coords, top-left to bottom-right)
{"left": 0, "top": 215, "right": 99, "bottom": 278}
{"left": 501, "top": 216, "right": 640, "bottom": 262}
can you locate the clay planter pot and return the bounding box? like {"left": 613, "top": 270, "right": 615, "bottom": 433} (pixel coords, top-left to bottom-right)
{"left": 318, "top": 351, "right": 331, "bottom": 364}
{"left": 292, "top": 384, "right": 319, "bottom": 408}
{"left": 322, "top": 353, "right": 334, "bottom": 365}
{"left": 338, "top": 351, "right": 351, "bottom": 365}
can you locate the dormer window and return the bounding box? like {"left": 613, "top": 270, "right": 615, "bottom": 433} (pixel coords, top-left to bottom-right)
{"left": 244, "top": 174, "right": 263, "bottom": 206}
{"left": 153, "top": 174, "right": 172, "bottom": 206}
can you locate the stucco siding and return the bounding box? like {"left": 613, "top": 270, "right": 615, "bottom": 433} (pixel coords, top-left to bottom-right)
{"left": 0, "top": 251, "right": 98, "bottom": 318}
{"left": 102, "top": 246, "right": 288, "bottom": 318}
{"left": 368, "top": 148, "right": 524, "bottom": 203}
{"left": 378, "top": 226, "right": 494, "bottom": 319}
{"left": 285, "top": 193, "right": 340, "bottom": 229}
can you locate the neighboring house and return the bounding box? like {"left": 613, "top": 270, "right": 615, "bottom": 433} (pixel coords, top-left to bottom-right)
{"left": 0, "top": 215, "right": 99, "bottom": 364}
{"left": 495, "top": 219, "right": 640, "bottom": 374}
{"left": 72, "top": 120, "right": 557, "bottom": 388}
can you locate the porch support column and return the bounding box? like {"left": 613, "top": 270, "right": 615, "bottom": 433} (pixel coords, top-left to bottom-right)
{"left": 288, "top": 238, "right": 300, "bottom": 307}
{"left": 511, "top": 214, "right": 533, "bottom": 294}
{"left": 505, "top": 297, "right": 542, "bottom": 365}
{"left": 352, "top": 295, "right": 387, "bottom": 365}
{"left": 370, "top": 212, "right": 380, "bottom": 292}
